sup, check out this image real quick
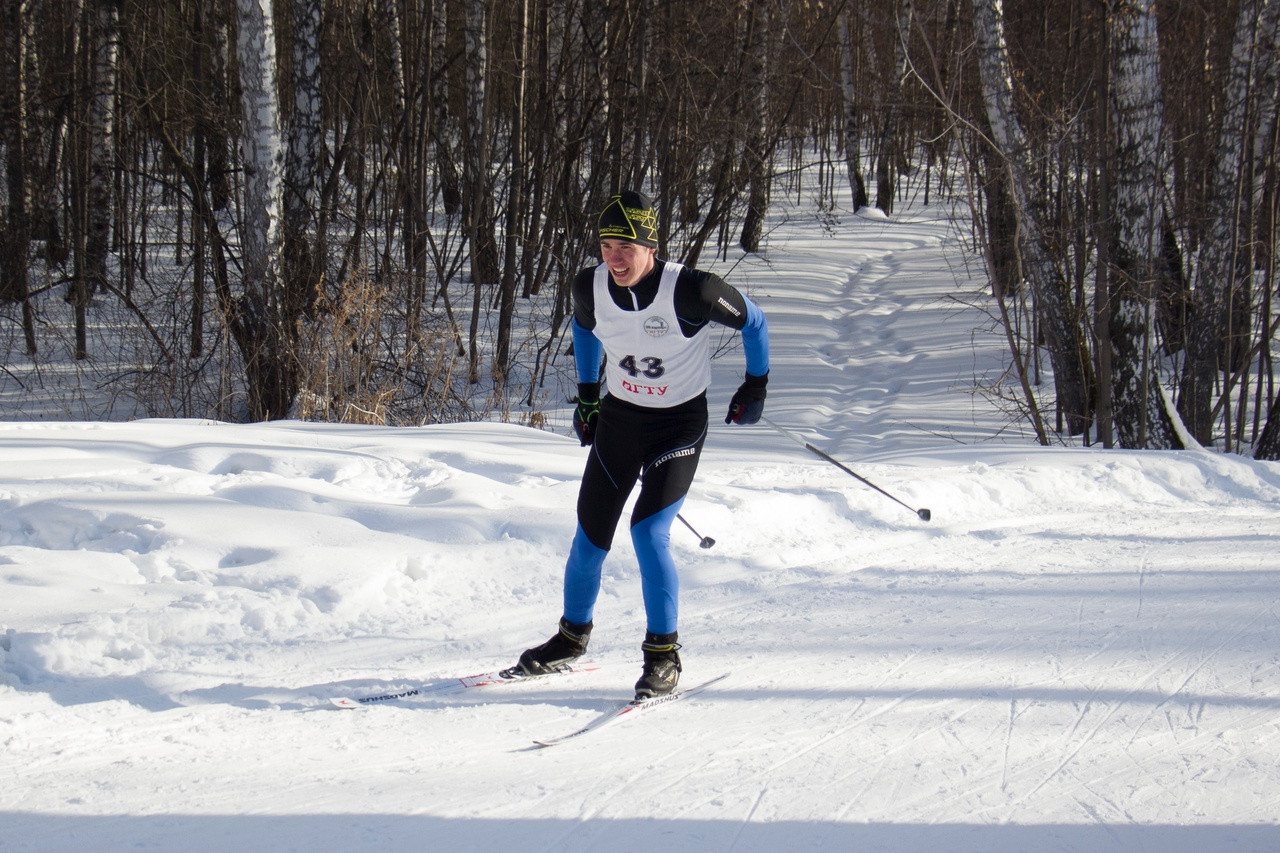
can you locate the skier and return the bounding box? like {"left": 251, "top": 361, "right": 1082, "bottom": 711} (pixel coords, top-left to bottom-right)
{"left": 509, "top": 190, "right": 770, "bottom": 699}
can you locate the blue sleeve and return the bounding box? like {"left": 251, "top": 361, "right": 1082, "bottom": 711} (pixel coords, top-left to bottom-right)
{"left": 572, "top": 318, "right": 604, "bottom": 385}
{"left": 742, "top": 297, "right": 769, "bottom": 378}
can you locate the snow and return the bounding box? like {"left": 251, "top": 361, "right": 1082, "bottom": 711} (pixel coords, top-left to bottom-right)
{"left": 3, "top": 196, "right": 1280, "bottom": 852}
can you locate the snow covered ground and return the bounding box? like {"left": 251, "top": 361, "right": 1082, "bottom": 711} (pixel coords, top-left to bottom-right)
{"left": 2, "top": 193, "right": 1279, "bottom": 852}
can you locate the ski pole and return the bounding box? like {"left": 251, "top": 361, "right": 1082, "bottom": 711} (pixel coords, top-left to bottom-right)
{"left": 677, "top": 513, "right": 716, "bottom": 548}
{"left": 759, "top": 416, "right": 932, "bottom": 522}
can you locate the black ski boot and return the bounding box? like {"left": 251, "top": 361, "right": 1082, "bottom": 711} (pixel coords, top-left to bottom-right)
{"left": 634, "top": 631, "right": 682, "bottom": 700}
{"left": 511, "top": 617, "right": 592, "bottom": 676}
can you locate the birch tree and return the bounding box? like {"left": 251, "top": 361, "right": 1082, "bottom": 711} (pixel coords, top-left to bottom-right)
{"left": 233, "top": 0, "right": 293, "bottom": 419}
{"left": 839, "top": 8, "right": 870, "bottom": 210}
{"left": 1177, "top": 0, "right": 1280, "bottom": 445}
{"left": 283, "top": 0, "right": 322, "bottom": 317}
{"left": 1106, "top": 0, "right": 1181, "bottom": 448}
{"left": 876, "top": 0, "right": 911, "bottom": 214}
{"left": 462, "top": 0, "right": 495, "bottom": 383}
{"left": 84, "top": 0, "right": 118, "bottom": 298}
{"left": 66, "top": 0, "right": 120, "bottom": 359}
{"left": 1245, "top": 9, "right": 1280, "bottom": 458}
{"left": 969, "top": 0, "right": 1093, "bottom": 436}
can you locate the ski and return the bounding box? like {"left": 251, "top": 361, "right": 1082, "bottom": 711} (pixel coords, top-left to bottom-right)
{"left": 531, "top": 672, "right": 730, "bottom": 747}
{"left": 328, "top": 663, "right": 597, "bottom": 709}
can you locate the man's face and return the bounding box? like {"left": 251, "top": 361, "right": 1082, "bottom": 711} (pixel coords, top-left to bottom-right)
{"left": 599, "top": 238, "right": 656, "bottom": 288}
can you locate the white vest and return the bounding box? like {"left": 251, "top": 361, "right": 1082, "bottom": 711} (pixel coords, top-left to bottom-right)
{"left": 592, "top": 261, "right": 712, "bottom": 408}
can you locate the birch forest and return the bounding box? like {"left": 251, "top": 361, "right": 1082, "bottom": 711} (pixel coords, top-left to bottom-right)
{"left": 2, "top": 0, "right": 1279, "bottom": 457}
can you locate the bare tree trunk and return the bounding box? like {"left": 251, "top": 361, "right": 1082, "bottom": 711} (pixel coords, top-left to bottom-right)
{"left": 739, "top": 0, "right": 771, "bottom": 253}
{"left": 1178, "top": 0, "right": 1280, "bottom": 444}
{"left": 189, "top": 3, "right": 207, "bottom": 362}
{"left": 457, "top": 0, "right": 501, "bottom": 385}
{"left": 68, "top": 0, "right": 92, "bottom": 359}
{"left": 1107, "top": 0, "right": 1182, "bottom": 449}
{"left": 1, "top": 0, "right": 37, "bottom": 355}
{"left": 876, "top": 0, "right": 911, "bottom": 215}
{"left": 284, "top": 0, "right": 322, "bottom": 318}
{"left": 376, "top": 0, "right": 428, "bottom": 344}
{"left": 463, "top": 0, "right": 488, "bottom": 384}
{"left": 969, "top": 0, "right": 1093, "bottom": 436}
{"left": 84, "top": 0, "right": 118, "bottom": 298}
{"left": 431, "top": 0, "right": 461, "bottom": 217}
{"left": 1092, "top": 12, "right": 1116, "bottom": 450}
{"left": 1257, "top": 388, "right": 1280, "bottom": 459}
{"left": 975, "top": 134, "right": 1050, "bottom": 445}
{"left": 839, "top": 9, "right": 870, "bottom": 210}
{"left": 234, "top": 0, "right": 295, "bottom": 420}
{"left": 495, "top": 0, "right": 529, "bottom": 381}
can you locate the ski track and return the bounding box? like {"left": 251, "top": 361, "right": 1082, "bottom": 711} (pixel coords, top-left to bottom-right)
{"left": 724, "top": 788, "right": 769, "bottom": 852}
{"left": 986, "top": 603, "right": 1279, "bottom": 823}
{"left": 651, "top": 494, "right": 1280, "bottom": 833}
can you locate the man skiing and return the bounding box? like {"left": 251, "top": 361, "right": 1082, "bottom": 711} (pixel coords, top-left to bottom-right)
{"left": 508, "top": 190, "right": 770, "bottom": 700}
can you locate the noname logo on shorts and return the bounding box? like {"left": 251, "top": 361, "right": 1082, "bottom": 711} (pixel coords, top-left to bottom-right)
{"left": 644, "top": 316, "right": 669, "bottom": 337}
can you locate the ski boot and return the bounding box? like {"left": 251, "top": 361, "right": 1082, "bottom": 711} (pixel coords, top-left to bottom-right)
{"left": 634, "top": 631, "right": 681, "bottom": 700}
{"left": 508, "top": 617, "right": 592, "bottom": 677}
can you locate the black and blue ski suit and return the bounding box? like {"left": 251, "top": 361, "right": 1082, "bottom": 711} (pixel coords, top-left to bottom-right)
{"left": 562, "top": 258, "right": 769, "bottom": 635}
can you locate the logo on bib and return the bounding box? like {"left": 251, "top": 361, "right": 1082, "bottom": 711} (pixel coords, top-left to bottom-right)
{"left": 643, "top": 317, "right": 669, "bottom": 338}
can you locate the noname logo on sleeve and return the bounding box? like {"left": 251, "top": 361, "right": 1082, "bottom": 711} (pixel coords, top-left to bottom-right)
{"left": 716, "top": 297, "right": 742, "bottom": 317}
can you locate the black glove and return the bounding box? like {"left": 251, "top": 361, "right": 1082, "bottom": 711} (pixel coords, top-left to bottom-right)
{"left": 725, "top": 371, "right": 768, "bottom": 425}
{"left": 573, "top": 383, "right": 601, "bottom": 446}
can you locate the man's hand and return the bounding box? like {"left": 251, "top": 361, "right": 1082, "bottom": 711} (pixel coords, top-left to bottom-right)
{"left": 725, "top": 372, "right": 768, "bottom": 425}
{"left": 573, "top": 383, "right": 601, "bottom": 445}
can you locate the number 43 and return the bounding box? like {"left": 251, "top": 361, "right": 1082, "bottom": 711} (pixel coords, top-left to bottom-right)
{"left": 619, "top": 355, "right": 665, "bottom": 379}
